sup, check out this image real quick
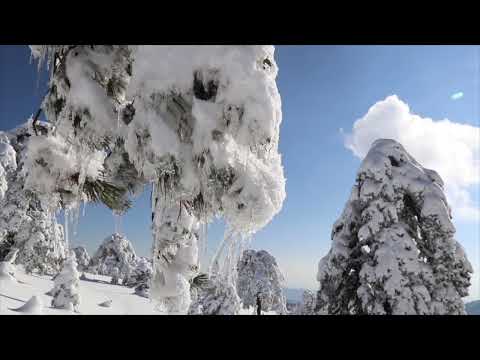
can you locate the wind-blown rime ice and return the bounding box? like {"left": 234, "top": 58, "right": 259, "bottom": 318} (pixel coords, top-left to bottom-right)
{"left": 28, "top": 45, "right": 285, "bottom": 313}
{"left": 0, "top": 124, "right": 66, "bottom": 274}
{"left": 316, "top": 139, "right": 473, "bottom": 315}
{"left": 236, "top": 249, "right": 287, "bottom": 314}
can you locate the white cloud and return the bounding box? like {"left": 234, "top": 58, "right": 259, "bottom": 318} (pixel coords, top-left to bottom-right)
{"left": 344, "top": 95, "right": 480, "bottom": 222}
{"left": 451, "top": 91, "right": 464, "bottom": 101}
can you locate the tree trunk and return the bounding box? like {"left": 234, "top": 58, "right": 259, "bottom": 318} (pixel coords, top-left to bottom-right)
{"left": 256, "top": 296, "right": 262, "bottom": 315}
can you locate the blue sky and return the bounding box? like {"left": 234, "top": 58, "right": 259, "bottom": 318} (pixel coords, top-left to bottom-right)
{"left": 1, "top": 45, "right": 479, "bottom": 299}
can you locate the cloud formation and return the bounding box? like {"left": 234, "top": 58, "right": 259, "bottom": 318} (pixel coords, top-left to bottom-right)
{"left": 451, "top": 91, "right": 464, "bottom": 101}
{"left": 344, "top": 95, "right": 480, "bottom": 222}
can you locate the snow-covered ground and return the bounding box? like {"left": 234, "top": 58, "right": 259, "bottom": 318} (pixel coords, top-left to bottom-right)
{"left": 0, "top": 266, "right": 276, "bottom": 315}
{"left": 0, "top": 267, "right": 159, "bottom": 315}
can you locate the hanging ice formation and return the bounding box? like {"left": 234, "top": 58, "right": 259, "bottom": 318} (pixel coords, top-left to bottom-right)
{"left": 26, "top": 46, "right": 286, "bottom": 313}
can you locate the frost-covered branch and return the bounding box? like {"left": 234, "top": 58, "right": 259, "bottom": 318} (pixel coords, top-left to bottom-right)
{"left": 27, "top": 45, "right": 286, "bottom": 313}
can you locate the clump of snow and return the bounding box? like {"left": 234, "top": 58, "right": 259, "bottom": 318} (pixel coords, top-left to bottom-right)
{"left": 316, "top": 139, "right": 473, "bottom": 315}
{"left": 21, "top": 131, "right": 107, "bottom": 209}
{"left": 10, "top": 295, "right": 43, "bottom": 314}
{"left": 89, "top": 233, "right": 137, "bottom": 282}
{"left": 98, "top": 299, "right": 112, "bottom": 308}
{"left": 0, "top": 261, "right": 16, "bottom": 282}
{"left": 236, "top": 249, "right": 287, "bottom": 314}
{"left": 79, "top": 273, "right": 88, "bottom": 281}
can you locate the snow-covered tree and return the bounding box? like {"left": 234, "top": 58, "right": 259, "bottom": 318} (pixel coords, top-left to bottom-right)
{"left": 51, "top": 251, "right": 81, "bottom": 311}
{"left": 110, "top": 267, "right": 120, "bottom": 285}
{"left": 0, "top": 123, "right": 66, "bottom": 274}
{"left": 26, "top": 46, "right": 285, "bottom": 313}
{"left": 189, "top": 274, "right": 241, "bottom": 315}
{"left": 316, "top": 139, "right": 473, "bottom": 315}
{"left": 236, "top": 249, "right": 287, "bottom": 314}
{"left": 72, "top": 246, "right": 90, "bottom": 272}
{"left": 0, "top": 133, "right": 17, "bottom": 201}
{"left": 124, "top": 257, "right": 152, "bottom": 298}
{"left": 0, "top": 248, "right": 19, "bottom": 282}
{"left": 89, "top": 233, "right": 137, "bottom": 282}
{"left": 294, "top": 290, "right": 317, "bottom": 315}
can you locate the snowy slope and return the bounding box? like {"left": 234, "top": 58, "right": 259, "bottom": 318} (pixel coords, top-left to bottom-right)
{"left": 0, "top": 267, "right": 158, "bottom": 315}
{"left": 0, "top": 266, "right": 276, "bottom": 315}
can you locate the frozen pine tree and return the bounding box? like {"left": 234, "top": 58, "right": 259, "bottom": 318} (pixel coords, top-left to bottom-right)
{"left": 124, "top": 257, "right": 152, "bottom": 298}
{"left": 188, "top": 274, "right": 241, "bottom": 315}
{"left": 27, "top": 46, "right": 285, "bottom": 313}
{"left": 0, "top": 123, "right": 66, "bottom": 273}
{"left": 316, "top": 139, "right": 472, "bottom": 315}
{"left": 0, "top": 248, "right": 19, "bottom": 282}
{"left": 51, "top": 251, "right": 81, "bottom": 311}
{"left": 294, "top": 290, "right": 317, "bottom": 315}
{"left": 0, "top": 133, "right": 17, "bottom": 201}
{"left": 72, "top": 246, "right": 90, "bottom": 272}
{"left": 237, "top": 249, "right": 287, "bottom": 314}
{"left": 110, "top": 267, "right": 120, "bottom": 285}
{"left": 89, "top": 233, "right": 137, "bottom": 282}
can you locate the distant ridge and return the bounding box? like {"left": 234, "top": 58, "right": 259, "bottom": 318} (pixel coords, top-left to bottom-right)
{"left": 283, "top": 288, "right": 307, "bottom": 304}
{"left": 466, "top": 300, "right": 480, "bottom": 315}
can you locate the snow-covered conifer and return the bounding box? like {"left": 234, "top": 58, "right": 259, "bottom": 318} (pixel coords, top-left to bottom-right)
{"left": 236, "top": 249, "right": 287, "bottom": 314}
{"left": 316, "top": 139, "right": 473, "bottom": 315}
{"left": 124, "top": 257, "right": 152, "bottom": 297}
{"left": 110, "top": 267, "right": 120, "bottom": 285}
{"left": 294, "top": 290, "right": 317, "bottom": 315}
{"left": 0, "top": 124, "right": 66, "bottom": 274}
{"left": 89, "top": 233, "right": 137, "bottom": 282}
{"left": 72, "top": 246, "right": 90, "bottom": 272}
{"left": 0, "top": 248, "right": 18, "bottom": 282}
{"left": 188, "top": 274, "right": 241, "bottom": 315}
{"left": 51, "top": 251, "right": 81, "bottom": 311}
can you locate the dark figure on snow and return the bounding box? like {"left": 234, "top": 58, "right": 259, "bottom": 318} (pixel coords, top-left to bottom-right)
{"left": 256, "top": 294, "right": 262, "bottom": 315}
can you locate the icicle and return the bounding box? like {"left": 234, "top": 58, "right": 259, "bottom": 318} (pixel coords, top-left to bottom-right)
{"left": 204, "top": 223, "right": 209, "bottom": 263}
{"left": 222, "top": 233, "right": 236, "bottom": 284}
{"left": 151, "top": 182, "right": 157, "bottom": 220}
{"left": 72, "top": 201, "right": 81, "bottom": 238}
{"left": 209, "top": 227, "right": 234, "bottom": 276}
{"left": 64, "top": 208, "right": 69, "bottom": 250}
{"left": 197, "top": 223, "right": 204, "bottom": 269}
{"left": 112, "top": 210, "right": 123, "bottom": 235}
{"left": 119, "top": 213, "right": 123, "bottom": 234}
{"left": 113, "top": 211, "right": 118, "bottom": 234}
